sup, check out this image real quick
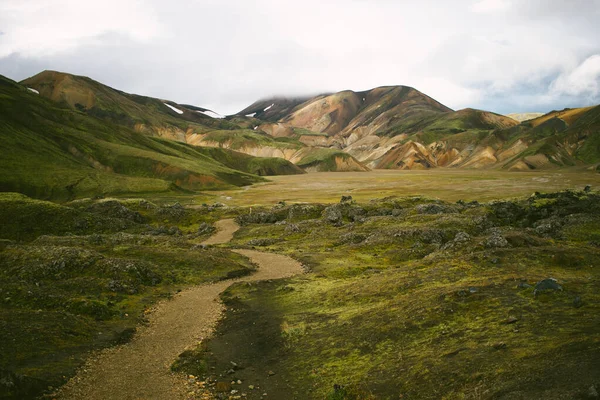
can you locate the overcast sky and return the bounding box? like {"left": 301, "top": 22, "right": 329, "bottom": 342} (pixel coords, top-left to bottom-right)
{"left": 1, "top": 0, "right": 599, "bottom": 115}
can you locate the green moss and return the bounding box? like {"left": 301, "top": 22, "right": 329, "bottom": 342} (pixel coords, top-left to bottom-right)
{"left": 199, "top": 192, "right": 600, "bottom": 399}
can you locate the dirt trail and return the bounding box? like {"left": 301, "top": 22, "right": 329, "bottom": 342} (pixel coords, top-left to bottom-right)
{"left": 55, "top": 219, "right": 303, "bottom": 400}
{"left": 201, "top": 219, "right": 239, "bottom": 245}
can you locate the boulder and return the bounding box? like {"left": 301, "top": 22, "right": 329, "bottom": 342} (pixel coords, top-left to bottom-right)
{"left": 533, "top": 278, "right": 563, "bottom": 296}
{"left": 197, "top": 222, "right": 215, "bottom": 235}
{"left": 485, "top": 228, "right": 509, "bottom": 248}
{"left": 323, "top": 205, "right": 342, "bottom": 225}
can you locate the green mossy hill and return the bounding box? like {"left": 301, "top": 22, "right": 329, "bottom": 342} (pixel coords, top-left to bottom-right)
{"left": 0, "top": 75, "right": 309, "bottom": 200}
{"left": 187, "top": 190, "right": 600, "bottom": 399}
{"left": 199, "top": 129, "right": 304, "bottom": 151}
{"left": 197, "top": 147, "right": 305, "bottom": 176}
{"left": 296, "top": 148, "right": 369, "bottom": 172}
{"left": 0, "top": 195, "right": 253, "bottom": 399}
{"left": 20, "top": 70, "right": 238, "bottom": 132}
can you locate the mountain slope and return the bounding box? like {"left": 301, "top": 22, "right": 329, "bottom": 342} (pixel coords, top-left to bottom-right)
{"left": 236, "top": 86, "right": 599, "bottom": 171}
{"left": 21, "top": 70, "right": 238, "bottom": 141}
{"left": 22, "top": 71, "right": 368, "bottom": 173}
{"left": 0, "top": 75, "right": 304, "bottom": 200}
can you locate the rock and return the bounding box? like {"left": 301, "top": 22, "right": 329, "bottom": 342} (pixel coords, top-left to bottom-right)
{"left": 197, "top": 222, "right": 215, "bottom": 235}
{"left": 454, "top": 231, "right": 471, "bottom": 243}
{"left": 485, "top": 228, "right": 509, "bottom": 248}
{"left": 441, "top": 231, "right": 471, "bottom": 250}
{"left": 347, "top": 206, "right": 367, "bottom": 221}
{"left": 248, "top": 385, "right": 255, "bottom": 390}
{"left": 505, "top": 316, "right": 520, "bottom": 324}
{"left": 533, "top": 217, "right": 564, "bottom": 237}
{"left": 86, "top": 200, "right": 145, "bottom": 223}
{"left": 247, "top": 238, "right": 281, "bottom": 247}
{"left": 338, "top": 232, "right": 366, "bottom": 244}
{"left": 415, "top": 203, "right": 448, "bottom": 214}
{"left": 516, "top": 282, "right": 532, "bottom": 289}
{"left": 268, "top": 370, "right": 276, "bottom": 376}
{"left": 340, "top": 195, "right": 353, "bottom": 203}
{"left": 287, "top": 204, "right": 323, "bottom": 222}
{"left": 574, "top": 296, "right": 584, "bottom": 308}
{"left": 322, "top": 205, "right": 342, "bottom": 225}
{"left": 157, "top": 202, "right": 186, "bottom": 219}
{"left": 584, "top": 185, "right": 592, "bottom": 193}
{"left": 285, "top": 223, "right": 300, "bottom": 234}
{"left": 272, "top": 201, "right": 286, "bottom": 209}
{"left": 392, "top": 208, "right": 403, "bottom": 217}
{"left": 534, "top": 278, "right": 563, "bottom": 296}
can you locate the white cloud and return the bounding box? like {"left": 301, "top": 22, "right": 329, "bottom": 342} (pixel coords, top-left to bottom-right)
{"left": 550, "top": 54, "right": 600, "bottom": 99}
{"left": 0, "top": 0, "right": 598, "bottom": 114}
{"left": 0, "top": 0, "right": 162, "bottom": 58}
{"left": 416, "top": 77, "right": 483, "bottom": 110}
{"left": 470, "top": 0, "right": 511, "bottom": 13}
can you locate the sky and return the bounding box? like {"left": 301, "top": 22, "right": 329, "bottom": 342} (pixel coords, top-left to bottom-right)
{"left": 0, "top": 0, "right": 599, "bottom": 115}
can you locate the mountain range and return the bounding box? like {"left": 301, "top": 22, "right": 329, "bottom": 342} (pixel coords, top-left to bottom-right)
{"left": 2, "top": 70, "right": 599, "bottom": 199}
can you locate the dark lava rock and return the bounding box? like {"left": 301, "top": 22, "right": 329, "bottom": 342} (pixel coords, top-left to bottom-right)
{"left": 484, "top": 228, "right": 509, "bottom": 248}
{"left": 340, "top": 195, "right": 353, "bottom": 203}
{"left": 197, "top": 222, "right": 216, "bottom": 235}
{"left": 323, "top": 205, "right": 342, "bottom": 225}
{"left": 516, "top": 282, "right": 533, "bottom": 289}
{"left": 86, "top": 200, "right": 145, "bottom": 223}
{"left": 157, "top": 202, "right": 186, "bottom": 219}
{"left": 338, "top": 232, "right": 366, "bottom": 244}
{"left": 247, "top": 238, "right": 281, "bottom": 247}
{"left": 415, "top": 203, "right": 448, "bottom": 214}
{"left": 534, "top": 278, "right": 563, "bottom": 296}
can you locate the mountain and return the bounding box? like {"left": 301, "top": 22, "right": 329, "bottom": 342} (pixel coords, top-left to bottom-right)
{"left": 22, "top": 71, "right": 368, "bottom": 173}
{"left": 0, "top": 74, "right": 304, "bottom": 201}
{"left": 18, "top": 70, "right": 600, "bottom": 175}
{"left": 234, "top": 88, "right": 600, "bottom": 171}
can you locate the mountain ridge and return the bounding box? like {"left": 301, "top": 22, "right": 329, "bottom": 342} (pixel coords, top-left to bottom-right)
{"left": 18, "top": 70, "right": 600, "bottom": 176}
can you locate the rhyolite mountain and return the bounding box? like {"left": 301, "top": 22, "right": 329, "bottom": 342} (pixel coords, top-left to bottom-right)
{"left": 236, "top": 87, "right": 600, "bottom": 171}
{"left": 21, "top": 71, "right": 368, "bottom": 173}
{"left": 17, "top": 70, "right": 600, "bottom": 178}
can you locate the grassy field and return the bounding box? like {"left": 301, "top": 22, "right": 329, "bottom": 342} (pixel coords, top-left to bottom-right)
{"left": 185, "top": 169, "right": 600, "bottom": 206}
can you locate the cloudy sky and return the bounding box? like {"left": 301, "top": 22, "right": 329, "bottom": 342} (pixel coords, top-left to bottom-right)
{"left": 1, "top": 0, "right": 599, "bottom": 115}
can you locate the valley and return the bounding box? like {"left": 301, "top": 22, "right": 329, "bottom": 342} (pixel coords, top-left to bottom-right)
{"left": 1, "top": 69, "right": 599, "bottom": 399}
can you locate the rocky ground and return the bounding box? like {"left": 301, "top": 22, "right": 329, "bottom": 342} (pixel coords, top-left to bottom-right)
{"left": 1, "top": 188, "right": 600, "bottom": 399}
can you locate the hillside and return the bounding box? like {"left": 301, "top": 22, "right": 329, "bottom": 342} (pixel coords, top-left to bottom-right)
{"left": 19, "top": 70, "right": 600, "bottom": 173}
{"left": 235, "top": 88, "right": 600, "bottom": 171}
{"left": 22, "top": 71, "right": 367, "bottom": 173}
{"left": 0, "top": 74, "right": 304, "bottom": 200}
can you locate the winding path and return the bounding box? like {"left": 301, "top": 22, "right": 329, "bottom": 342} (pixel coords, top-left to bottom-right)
{"left": 55, "top": 219, "right": 303, "bottom": 400}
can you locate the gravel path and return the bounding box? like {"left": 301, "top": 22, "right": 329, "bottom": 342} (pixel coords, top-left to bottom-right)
{"left": 54, "top": 219, "right": 303, "bottom": 400}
